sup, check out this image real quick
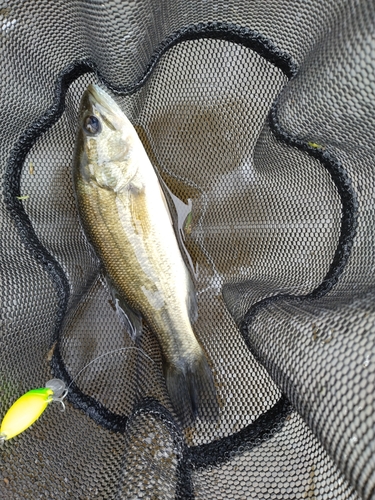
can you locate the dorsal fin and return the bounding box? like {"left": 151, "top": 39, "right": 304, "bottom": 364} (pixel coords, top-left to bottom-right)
{"left": 158, "top": 183, "right": 173, "bottom": 226}
{"left": 186, "top": 269, "right": 198, "bottom": 324}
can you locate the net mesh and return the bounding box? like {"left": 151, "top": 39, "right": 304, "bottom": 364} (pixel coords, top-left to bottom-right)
{"left": 1, "top": 0, "right": 374, "bottom": 498}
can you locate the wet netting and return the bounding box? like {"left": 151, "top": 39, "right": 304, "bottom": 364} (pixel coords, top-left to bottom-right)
{"left": 1, "top": 0, "right": 374, "bottom": 498}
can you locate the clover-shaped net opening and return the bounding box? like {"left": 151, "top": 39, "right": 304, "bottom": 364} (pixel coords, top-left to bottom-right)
{"left": 1, "top": 1, "right": 374, "bottom": 498}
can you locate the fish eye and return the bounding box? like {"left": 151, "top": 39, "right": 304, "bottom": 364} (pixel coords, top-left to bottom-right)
{"left": 83, "top": 115, "right": 101, "bottom": 135}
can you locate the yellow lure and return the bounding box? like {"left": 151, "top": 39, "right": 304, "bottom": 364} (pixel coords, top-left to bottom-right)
{"left": 0, "top": 380, "right": 67, "bottom": 441}
{"left": 0, "top": 388, "right": 53, "bottom": 440}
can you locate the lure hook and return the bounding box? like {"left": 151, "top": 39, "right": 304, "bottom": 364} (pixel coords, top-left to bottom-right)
{"left": 51, "top": 388, "right": 69, "bottom": 412}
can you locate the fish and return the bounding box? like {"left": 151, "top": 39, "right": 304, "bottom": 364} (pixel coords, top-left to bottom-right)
{"left": 72, "top": 83, "right": 218, "bottom": 426}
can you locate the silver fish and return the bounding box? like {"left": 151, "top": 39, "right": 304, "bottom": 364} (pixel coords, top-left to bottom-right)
{"left": 72, "top": 84, "right": 218, "bottom": 425}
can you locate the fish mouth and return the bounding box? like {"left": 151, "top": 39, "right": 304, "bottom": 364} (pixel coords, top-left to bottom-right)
{"left": 86, "top": 83, "right": 122, "bottom": 115}
{"left": 84, "top": 84, "right": 126, "bottom": 130}
{"left": 87, "top": 83, "right": 108, "bottom": 103}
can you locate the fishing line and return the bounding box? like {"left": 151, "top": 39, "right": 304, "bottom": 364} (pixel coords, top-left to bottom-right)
{"left": 0, "top": 346, "right": 155, "bottom": 442}
{"left": 67, "top": 346, "right": 155, "bottom": 391}
{"left": 56, "top": 346, "right": 156, "bottom": 409}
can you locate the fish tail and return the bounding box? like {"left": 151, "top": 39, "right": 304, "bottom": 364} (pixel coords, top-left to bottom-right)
{"left": 164, "top": 350, "right": 219, "bottom": 427}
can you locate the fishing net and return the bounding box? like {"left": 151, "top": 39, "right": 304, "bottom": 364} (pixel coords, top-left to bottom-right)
{"left": 1, "top": 0, "right": 374, "bottom": 498}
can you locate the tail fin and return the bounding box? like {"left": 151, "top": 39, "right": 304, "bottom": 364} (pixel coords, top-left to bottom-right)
{"left": 164, "top": 351, "right": 219, "bottom": 427}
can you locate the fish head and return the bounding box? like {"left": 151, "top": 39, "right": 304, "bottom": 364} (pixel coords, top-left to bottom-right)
{"left": 74, "top": 83, "right": 137, "bottom": 191}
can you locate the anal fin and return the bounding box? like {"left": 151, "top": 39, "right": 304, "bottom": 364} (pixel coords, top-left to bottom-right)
{"left": 114, "top": 296, "right": 143, "bottom": 341}
{"left": 107, "top": 277, "right": 143, "bottom": 340}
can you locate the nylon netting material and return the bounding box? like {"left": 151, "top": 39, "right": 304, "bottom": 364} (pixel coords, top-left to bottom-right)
{"left": 1, "top": 0, "right": 374, "bottom": 499}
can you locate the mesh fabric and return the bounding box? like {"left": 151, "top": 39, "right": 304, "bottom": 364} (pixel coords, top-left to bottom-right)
{"left": 1, "top": 1, "right": 374, "bottom": 498}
